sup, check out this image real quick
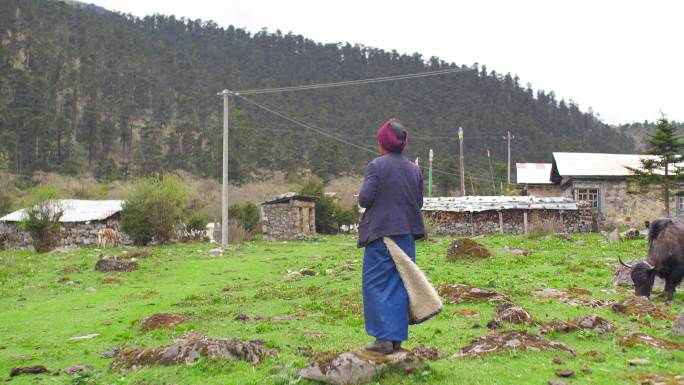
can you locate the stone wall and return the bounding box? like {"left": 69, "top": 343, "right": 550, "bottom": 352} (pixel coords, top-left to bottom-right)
{"left": 0, "top": 217, "right": 131, "bottom": 250}
{"left": 524, "top": 185, "right": 562, "bottom": 197}
{"left": 261, "top": 200, "right": 316, "bottom": 241}
{"left": 560, "top": 178, "right": 672, "bottom": 229}
{"left": 425, "top": 205, "right": 592, "bottom": 236}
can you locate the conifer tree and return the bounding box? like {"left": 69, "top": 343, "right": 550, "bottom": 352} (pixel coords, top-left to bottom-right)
{"left": 628, "top": 113, "right": 684, "bottom": 217}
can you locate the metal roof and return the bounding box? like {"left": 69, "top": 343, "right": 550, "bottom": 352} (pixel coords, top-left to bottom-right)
{"left": 552, "top": 152, "right": 658, "bottom": 177}
{"left": 262, "top": 192, "right": 317, "bottom": 205}
{"left": 0, "top": 199, "right": 123, "bottom": 223}
{"left": 516, "top": 163, "right": 553, "bottom": 184}
{"left": 422, "top": 196, "right": 578, "bottom": 213}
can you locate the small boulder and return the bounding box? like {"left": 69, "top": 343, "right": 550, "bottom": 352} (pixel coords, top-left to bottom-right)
{"left": 608, "top": 229, "right": 622, "bottom": 243}
{"left": 65, "top": 365, "right": 93, "bottom": 374}
{"left": 111, "top": 333, "right": 276, "bottom": 370}
{"left": 494, "top": 301, "right": 534, "bottom": 325}
{"left": 299, "top": 350, "right": 423, "bottom": 385}
{"left": 673, "top": 310, "right": 684, "bottom": 336}
{"left": 628, "top": 358, "right": 650, "bottom": 366}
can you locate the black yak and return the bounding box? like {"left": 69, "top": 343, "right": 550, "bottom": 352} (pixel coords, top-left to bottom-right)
{"left": 619, "top": 218, "right": 684, "bottom": 302}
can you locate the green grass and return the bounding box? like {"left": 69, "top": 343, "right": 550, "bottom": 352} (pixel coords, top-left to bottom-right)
{"left": 0, "top": 234, "right": 682, "bottom": 384}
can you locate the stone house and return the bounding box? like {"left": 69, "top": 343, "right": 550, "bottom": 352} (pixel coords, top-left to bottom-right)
{"left": 422, "top": 196, "right": 592, "bottom": 236}
{"left": 0, "top": 199, "right": 130, "bottom": 249}
{"left": 261, "top": 193, "right": 316, "bottom": 241}
{"left": 550, "top": 152, "right": 671, "bottom": 229}
{"left": 516, "top": 163, "right": 560, "bottom": 197}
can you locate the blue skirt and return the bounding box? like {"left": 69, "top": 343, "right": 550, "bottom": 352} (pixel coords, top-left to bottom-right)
{"left": 362, "top": 234, "right": 415, "bottom": 341}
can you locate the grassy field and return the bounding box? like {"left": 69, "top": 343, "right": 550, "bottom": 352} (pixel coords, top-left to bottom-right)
{"left": 0, "top": 234, "right": 682, "bottom": 384}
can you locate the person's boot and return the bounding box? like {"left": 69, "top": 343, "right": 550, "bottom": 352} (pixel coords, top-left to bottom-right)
{"left": 392, "top": 341, "right": 402, "bottom": 352}
{"left": 365, "top": 339, "right": 394, "bottom": 354}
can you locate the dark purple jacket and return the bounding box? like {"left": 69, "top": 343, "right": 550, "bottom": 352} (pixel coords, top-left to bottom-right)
{"left": 357, "top": 153, "right": 425, "bottom": 248}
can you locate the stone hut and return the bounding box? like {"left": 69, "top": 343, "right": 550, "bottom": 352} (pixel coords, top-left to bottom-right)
{"left": 0, "top": 199, "right": 130, "bottom": 249}
{"left": 550, "top": 152, "right": 672, "bottom": 229}
{"left": 423, "top": 196, "right": 592, "bottom": 236}
{"left": 261, "top": 193, "right": 316, "bottom": 241}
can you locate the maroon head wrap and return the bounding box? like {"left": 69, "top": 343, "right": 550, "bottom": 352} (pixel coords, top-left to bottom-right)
{"left": 377, "top": 119, "right": 408, "bottom": 153}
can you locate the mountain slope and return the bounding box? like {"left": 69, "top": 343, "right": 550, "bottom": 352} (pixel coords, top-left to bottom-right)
{"left": 0, "top": 0, "right": 635, "bottom": 193}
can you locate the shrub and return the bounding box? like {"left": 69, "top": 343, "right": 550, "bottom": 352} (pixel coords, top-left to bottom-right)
{"left": 183, "top": 211, "right": 209, "bottom": 241}
{"left": 300, "top": 178, "right": 359, "bottom": 234}
{"left": 228, "top": 202, "right": 260, "bottom": 233}
{"left": 120, "top": 175, "right": 188, "bottom": 245}
{"left": 228, "top": 218, "right": 249, "bottom": 244}
{"left": 20, "top": 186, "right": 63, "bottom": 253}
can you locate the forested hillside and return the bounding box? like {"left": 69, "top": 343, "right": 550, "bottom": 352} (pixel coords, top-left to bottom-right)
{"left": 0, "top": 0, "right": 637, "bottom": 193}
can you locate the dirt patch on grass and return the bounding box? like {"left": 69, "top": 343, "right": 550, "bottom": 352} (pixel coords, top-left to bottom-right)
{"left": 125, "top": 249, "right": 151, "bottom": 259}
{"left": 493, "top": 302, "right": 534, "bottom": 325}
{"left": 446, "top": 238, "right": 492, "bottom": 261}
{"left": 533, "top": 287, "right": 614, "bottom": 308}
{"left": 455, "top": 330, "right": 575, "bottom": 357}
{"left": 610, "top": 296, "right": 675, "bottom": 320}
{"left": 618, "top": 332, "right": 684, "bottom": 350}
{"left": 438, "top": 284, "right": 509, "bottom": 304}
{"left": 410, "top": 344, "right": 444, "bottom": 360}
{"left": 111, "top": 333, "right": 276, "bottom": 370}
{"left": 95, "top": 256, "right": 138, "bottom": 272}
{"left": 454, "top": 309, "right": 480, "bottom": 318}
{"left": 540, "top": 315, "right": 615, "bottom": 334}
{"left": 636, "top": 372, "right": 684, "bottom": 385}
{"left": 10, "top": 365, "right": 49, "bottom": 377}
{"left": 99, "top": 277, "right": 123, "bottom": 285}
{"left": 139, "top": 313, "right": 194, "bottom": 331}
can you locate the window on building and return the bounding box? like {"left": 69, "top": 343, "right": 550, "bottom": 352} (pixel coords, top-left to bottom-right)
{"left": 676, "top": 195, "right": 684, "bottom": 217}
{"left": 576, "top": 188, "right": 599, "bottom": 209}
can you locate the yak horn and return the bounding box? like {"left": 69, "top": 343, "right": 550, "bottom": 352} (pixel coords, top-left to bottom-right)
{"left": 618, "top": 256, "right": 633, "bottom": 268}
{"left": 643, "top": 261, "right": 654, "bottom": 269}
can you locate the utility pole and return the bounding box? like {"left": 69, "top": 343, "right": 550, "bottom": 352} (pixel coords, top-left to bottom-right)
{"left": 219, "top": 89, "right": 230, "bottom": 249}
{"left": 428, "top": 149, "right": 433, "bottom": 197}
{"left": 458, "top": 127, "right": 466, "bottom": 196}
{"left": 486, "top": 147, "right": 496, "bottom": 194}
{"left": 505, "top": 130, "right": 515, "bottom": 185}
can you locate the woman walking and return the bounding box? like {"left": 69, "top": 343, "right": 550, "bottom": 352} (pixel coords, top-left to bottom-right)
{"left": 358, "top": 119, "right": 425, "bottom": 354}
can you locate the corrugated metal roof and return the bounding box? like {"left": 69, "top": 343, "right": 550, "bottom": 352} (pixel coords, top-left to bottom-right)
{"left": 552, "top": 152, "right": 658, "bottom": 177}
{"left": 262, "top": 192, "right": 316, "bottom": 205}
{"left": 422, "top": 196, "right": 578, "bottom": 213}
{"left": 516, "top": 163, "right": 552, "bottom": 184}
{"left": 0, "top": 199, "right": 123, "bottom": 222}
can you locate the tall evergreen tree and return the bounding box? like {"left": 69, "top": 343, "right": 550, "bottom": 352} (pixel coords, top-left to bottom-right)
{"left": 628, "top": 113, "right": 684, "bottom": 217}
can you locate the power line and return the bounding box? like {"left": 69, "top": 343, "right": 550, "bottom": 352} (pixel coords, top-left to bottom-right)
{"left": 234, "top": 94, "right": 379, "bottom": 155}
{"left": 234, "top": 67, "right": 476, "bottom": 95}
{"left": 233, "top": 94, "right": 513, "bottom": 184}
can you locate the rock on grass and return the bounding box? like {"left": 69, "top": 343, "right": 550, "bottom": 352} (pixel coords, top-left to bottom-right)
{"left": 110, "top": 333, "right": 276, "bottom": 370}
{"left": 455, "top": 330, "right": 575, "bottom": 358}
{"left": 672, "top": 310, "right": 684, "bottom": 336}
{"left": 299, "top": 350, "right": 423, "bottom": 385}
{"left": 446, "top": 238, "right": 492, "bottom": 261}
{"left": 493, "top": 301, "right": 534, "bottom": 325}
{"left": 540, "top": 315, "right": 615, "bottom": 335}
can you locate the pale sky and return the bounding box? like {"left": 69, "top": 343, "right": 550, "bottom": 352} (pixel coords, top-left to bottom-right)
{"left": 89, "top": 0, "right": 683, "bottom": 125}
